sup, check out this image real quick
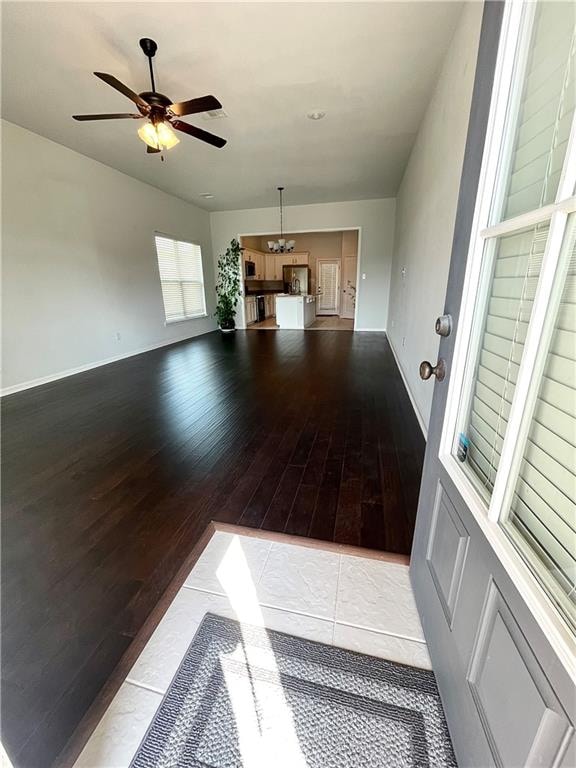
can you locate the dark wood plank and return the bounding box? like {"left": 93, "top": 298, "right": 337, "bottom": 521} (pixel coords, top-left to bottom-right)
{"left": 1, "top": 329, "right": 425, "bottom": 768}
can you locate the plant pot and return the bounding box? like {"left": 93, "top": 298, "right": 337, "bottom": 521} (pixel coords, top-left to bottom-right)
{"left": 220, "top": 326, "right": 236, "bottom": 334}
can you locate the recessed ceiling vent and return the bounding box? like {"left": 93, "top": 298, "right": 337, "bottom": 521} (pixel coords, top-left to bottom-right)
{"left": 203, "top": 109, "right": 228, "bottom": 120}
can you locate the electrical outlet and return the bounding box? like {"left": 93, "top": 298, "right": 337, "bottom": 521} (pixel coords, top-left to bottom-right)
{"left": 361, "top": 273, "right": 366, "bottom": 280}
{"left": 116, "top": 332, "right": 121, "bottom": 341}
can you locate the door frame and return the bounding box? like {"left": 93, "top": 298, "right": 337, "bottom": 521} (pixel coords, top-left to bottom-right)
{"left": 237, "top": 227, "right": 361, "bottom": 329}
{"left": 316, "top": 258, "right": 341, "bottom": 316}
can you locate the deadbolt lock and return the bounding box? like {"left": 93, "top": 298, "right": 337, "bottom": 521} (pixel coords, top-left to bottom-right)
{"left": 419, "top": 359, "right": 446, "bottom": 382}
{"left": 435, "top": 314, "right": 453, "bottom": 337}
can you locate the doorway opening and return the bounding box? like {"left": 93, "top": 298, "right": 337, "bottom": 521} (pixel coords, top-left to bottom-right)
{"left": 239, "top": 229, "right": 359, "bottom": 330}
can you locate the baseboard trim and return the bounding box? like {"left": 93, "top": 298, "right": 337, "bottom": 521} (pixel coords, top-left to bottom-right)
{"left": 387, "top": 335, "right": 428, "bottom": 440}
{"left": 354, "top": 327, "right": 387, "bottom": 332}
{"left": 1, "top": 327, "right": 216, "bottom": 397}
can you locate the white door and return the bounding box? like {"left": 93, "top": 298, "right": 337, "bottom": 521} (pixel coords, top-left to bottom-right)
{"left": 316, "top": 260, "right": 340, "bottom": 315}
{"left": 411, "top": 3, "right": 576, "bottom": 767}
{"left": 341, "top": 255, "right": 357, "bottom": 319}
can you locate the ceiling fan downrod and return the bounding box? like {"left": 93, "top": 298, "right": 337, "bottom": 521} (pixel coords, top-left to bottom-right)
{"left": 139, "top": 38, "right": 158, "bottom": 93}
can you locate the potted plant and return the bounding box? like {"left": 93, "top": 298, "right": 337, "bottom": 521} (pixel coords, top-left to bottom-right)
{"left": 215, "top": 239, "right": 242, "bottom": 332}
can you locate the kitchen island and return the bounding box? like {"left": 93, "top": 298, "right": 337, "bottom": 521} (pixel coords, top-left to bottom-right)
{"left": 275, "top": 294, "right": 316, "bottom": 329}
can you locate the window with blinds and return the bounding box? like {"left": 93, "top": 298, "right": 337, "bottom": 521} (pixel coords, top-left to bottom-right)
{"left": 454, "top": 0, "right": 576, "bottom": 631}
{"left": 465, "top": 223, "right": 548, "bottom": 492}
{"left": 506, "top": 217, "right": 576, "bottom": 627}
{"left": 155, "top": 234, "right": 206, "bottom": 323}
{"left": 500, "top": 2, "right": 575, "bottom": 220}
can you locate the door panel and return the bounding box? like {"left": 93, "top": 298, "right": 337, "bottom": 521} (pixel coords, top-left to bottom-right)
{"left": 410, "top": 3, "right": 575, "bottom": 767}
{"left": 426, "top": 485, "right": 469, "bottom": 628}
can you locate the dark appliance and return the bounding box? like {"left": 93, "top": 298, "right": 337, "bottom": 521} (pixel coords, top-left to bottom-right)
{"left": 257, "top": 296, "right": 266, "bottom": 322}
{"left": 283, "top": 265, "right": 311, "bottom": 294}
{"left": 245, "top": 260, "right": 256, "bottom": 278}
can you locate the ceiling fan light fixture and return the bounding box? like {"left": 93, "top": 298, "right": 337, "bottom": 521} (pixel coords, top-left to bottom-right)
{"left": 138, "top": 120, "right": 180, "bottom": 150}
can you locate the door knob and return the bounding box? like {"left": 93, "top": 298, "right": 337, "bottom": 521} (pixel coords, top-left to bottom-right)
{"left": 420, "top": 359, "right": 446, "bottom": 382}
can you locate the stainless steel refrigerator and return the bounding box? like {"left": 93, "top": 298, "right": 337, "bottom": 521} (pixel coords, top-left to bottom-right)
{"left": 283, "top": 265, "right": 311, "bottom": 295}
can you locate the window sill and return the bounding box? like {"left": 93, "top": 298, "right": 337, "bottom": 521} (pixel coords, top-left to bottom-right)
{"left": 165, "top": 313, "right": 208, "bottom": 326}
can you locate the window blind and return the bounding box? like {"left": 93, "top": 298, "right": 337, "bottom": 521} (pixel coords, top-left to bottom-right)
{"left": 502, "top": 3, "right": 575, "bottom": 220}
{"left": 466, "top": 223, "right": 549, "bottom": 491}
{"left": 155, "top": 235, "right": 206, "bottom": 322}
{"left": 318, "top": 263, "right": 339, "bottom": 312}
{"left": 507, "top": 217, "right": 576, "bottom": 623}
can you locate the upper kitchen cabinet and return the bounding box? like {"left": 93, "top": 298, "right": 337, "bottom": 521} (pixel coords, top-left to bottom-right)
{"left": 284, "top": 253, "right": 309, "bottom": 266}
{"left": 265, "top": 254, "right": 277, "bottom": 281}
{"left": 243, "top": 249, "right": 265, "bottom": 280}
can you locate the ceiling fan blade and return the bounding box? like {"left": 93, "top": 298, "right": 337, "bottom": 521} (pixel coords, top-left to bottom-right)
{"left": 168, "top": 95, "right": 222, "bottom": 117}
{"left": 94, "top": 72, "right": 149, "bottom": 109}
{"left": 171, "top": 119, "right": 227, "bottom": 148}
{"left": 147, "top": 145, "right": 161, "bottom": 154}
{"left": 73, "top": 113, "right": 144, "bottom": 121}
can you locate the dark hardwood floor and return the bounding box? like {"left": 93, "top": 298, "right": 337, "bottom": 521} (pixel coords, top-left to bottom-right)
{"left": 1, "top": 329, "right": 425, "bottom": 768}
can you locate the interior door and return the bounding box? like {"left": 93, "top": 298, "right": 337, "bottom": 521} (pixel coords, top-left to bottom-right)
{"left": 341, "top": 255, "right": 357, "bottom": 319}
{"left": 411, "top": 3, "right": 576, "bottom": 767}
{"left": 316, "top": 260, "right": 340, "bottom": 315}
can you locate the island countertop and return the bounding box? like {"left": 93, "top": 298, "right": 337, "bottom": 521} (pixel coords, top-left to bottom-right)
{"left": 275, "top": 294, "right": 316, "bottom": 328}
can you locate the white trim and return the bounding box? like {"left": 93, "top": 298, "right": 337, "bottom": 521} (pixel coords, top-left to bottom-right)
{"left": 387, "top": 335, "right": 428, "bottom": 440}
{"left": 481, "top": 195, "right": 576, "bottom": 239}
{"left": 165, "top": 313, "right": 208, "bottom": 326}
{"left": 354, "top": 327, "right": 386, "bottom": 332}
{"left": 1, "top": 327, "right": 215, "bottom": 397}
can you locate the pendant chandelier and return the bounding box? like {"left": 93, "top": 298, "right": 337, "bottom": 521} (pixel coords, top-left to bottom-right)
{"left": 268, "top": 187, "right": 296, "bottom": 253}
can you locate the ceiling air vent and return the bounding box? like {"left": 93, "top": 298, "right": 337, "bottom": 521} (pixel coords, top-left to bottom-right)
{"left": 203, "top": 109, "right": 228, "bottom": 120}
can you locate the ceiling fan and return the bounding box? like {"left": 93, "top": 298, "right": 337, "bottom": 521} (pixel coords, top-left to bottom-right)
{"left": 73, "top": 38, "right": 227, "bottom": 155}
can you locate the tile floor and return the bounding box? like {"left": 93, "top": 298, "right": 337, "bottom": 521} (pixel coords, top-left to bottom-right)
{"left": 74, "top": 531, "right": 430, "bottom": 767}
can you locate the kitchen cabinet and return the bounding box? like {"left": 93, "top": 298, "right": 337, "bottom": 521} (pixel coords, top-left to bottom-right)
{"left": 243, "top": 249, "right": 265, "bottom": 280}
{"left": 265, "top": 295, "right": 276, "bottom": 317}
{"left": 275, "top": 295, "right": 316, "bottom": 329}
{"left": 245, "top": 297, "right": 257, "bottom": 324}
{"left": 284, "top": 252, "right": 309, "bottom": 266}
{"left": 274, "top": 255, "right": 286, "bottom": 280}
{"left": 265, "top": 254, "right": 277, "bottom": 281}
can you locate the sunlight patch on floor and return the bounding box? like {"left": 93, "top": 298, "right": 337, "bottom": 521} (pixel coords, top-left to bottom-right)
{"left": 216, "top": 537, "right": 307, "bottom": 768}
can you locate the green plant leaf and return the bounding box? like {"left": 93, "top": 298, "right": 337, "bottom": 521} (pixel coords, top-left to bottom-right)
{"left": 215, "top": 239, "right": 242, "bottom": 329}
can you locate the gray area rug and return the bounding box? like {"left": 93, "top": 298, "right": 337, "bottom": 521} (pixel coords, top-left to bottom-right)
{"left": 131, "top": 613, "right": 456, "bottom": 768}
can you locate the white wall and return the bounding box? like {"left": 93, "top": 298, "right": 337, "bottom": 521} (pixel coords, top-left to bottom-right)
{"left": 387, "top": 3, "right": 483, "bottom": 434}
{"left": 2, "top": 120, "right": 217, "bottom": 393}
{"left": 210, "top": 198, "right": 395, "bottom": 330}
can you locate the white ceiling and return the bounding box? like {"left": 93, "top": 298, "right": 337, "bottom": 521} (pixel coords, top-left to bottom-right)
{"left": 2, "top": 2, "right": 463, "bottom": 211}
